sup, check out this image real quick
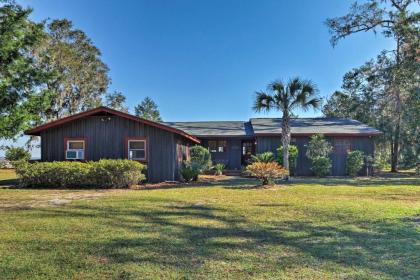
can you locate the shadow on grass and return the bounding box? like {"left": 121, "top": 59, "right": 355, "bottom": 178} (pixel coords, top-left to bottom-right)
{"left": 283, "top": 176, "right": 420, "bottom": 187}
{"left": 0, "top": 178, "right": 17, "bottom": 187}
{"left": 4, "top": 171, "right": 417, "bottom": 192}
{"left": 19, "top": 198, "right": 420, "bottom": 279}
{"left": 139, "top": 176, "right": 260, "bottom": 191}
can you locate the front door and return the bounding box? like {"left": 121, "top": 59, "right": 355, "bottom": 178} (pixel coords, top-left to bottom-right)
{"left": 241, "top": 140, "right": 255, "bottom": 165}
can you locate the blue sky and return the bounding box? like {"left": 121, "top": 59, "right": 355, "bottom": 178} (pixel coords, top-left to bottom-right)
{"left": 2, "top": 0, "right": 394, "bottom": 157}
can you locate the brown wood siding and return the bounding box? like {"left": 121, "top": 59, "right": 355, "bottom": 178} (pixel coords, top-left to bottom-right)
{"left": 40, "top": 115, "right": 189, "bottom": 182}
{"left": 256, "top": 135, "right": 375, "bottom": 176}
{"left": 174, "top": 135, "right": 191, "bottom": 180}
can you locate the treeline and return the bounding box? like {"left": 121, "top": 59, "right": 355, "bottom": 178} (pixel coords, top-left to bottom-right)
{"left": 0, "top": 1, "right": 162, "bottom": 141}
{"left": 323, "top": 0, "right": 419, "bottom": 170}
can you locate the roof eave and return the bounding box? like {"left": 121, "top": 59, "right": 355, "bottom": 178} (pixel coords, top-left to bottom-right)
{"left": 254, "top": 132, "right": 383, "bottom": 137}
{"left": 25, "top": 106, "right": 201, "bottom": 144}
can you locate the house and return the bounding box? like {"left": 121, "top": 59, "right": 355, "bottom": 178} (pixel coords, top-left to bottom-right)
{"left": 25, "top": 106, "right": 382, "bottom": 182}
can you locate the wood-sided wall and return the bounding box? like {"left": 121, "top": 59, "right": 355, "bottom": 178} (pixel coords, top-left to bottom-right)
{"left": 40, "top": 114, "right": 193, "bottom": 182}
{"left": 256, "top": 135, "right": 375, "bottom": 176}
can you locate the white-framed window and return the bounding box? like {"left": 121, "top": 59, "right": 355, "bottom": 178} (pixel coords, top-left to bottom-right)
{"left": 128, "top": 139, "right": 146, "bottom": 160}
{"left": 66, "top": 139, "right": 85, "bottom": 160}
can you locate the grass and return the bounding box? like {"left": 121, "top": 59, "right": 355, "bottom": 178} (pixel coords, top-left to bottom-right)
{"left": 0, "top": 170, "right": 419, "bottom": 279}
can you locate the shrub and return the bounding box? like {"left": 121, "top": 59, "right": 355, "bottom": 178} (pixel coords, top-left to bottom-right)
{"left": 311, "top": 156, "right": 331, "bottom": 177}
{"left": 213, "top": 163, "right": 225, "bottom": 175}
{"left": 15, "top": 161, "right": 91, "bottom": 188}
{"left": 89, "top": 159, "right": 146, "bottom": 188}
{"left": 15, "top": 160, "right": 146, "bottom": 188}
{"left": 5, "top": 147, "right": 31, "bottom": 162}
{"left": 305, "top": 134, "right": 332, "bottom": 160}
{"left": 190, "top": 145, "right": 212, "bottom": 172}
{"left": 306, "top": 134, "right": 332, "bottom": 177}
{"left": 180, "top": 162, "right": 200, "bottom": 182}
{"left": 251, "top": 152, "right": 275, "bottom": 163}
{"left": 346, "top": 150, "right": 364, "bottom": 176}
{"left": 277, "top": 145, "right": 298, "bottom": 175}
{"left": 245, "top": 162, "right": 288, "bottom": 185}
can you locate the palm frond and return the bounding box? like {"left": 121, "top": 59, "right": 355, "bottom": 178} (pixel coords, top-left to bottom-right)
{"left": 288, "top": 77, "right": 302, "bottom": 98}
{"left": 292, "top": 79, "right": 319, "bottom": 109}
{"left": 268, "top": 80, "right": 285, "bottom": 94}
{"left": 253, "top": 91, "right": 275, "bottom": 112}
{"left": 301, "top": 97, "right": 321, "bottom": 111}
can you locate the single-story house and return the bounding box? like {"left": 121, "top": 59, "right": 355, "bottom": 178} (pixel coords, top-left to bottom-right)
{"left": 25, "top": 106, "right": 382, "bottom": 182}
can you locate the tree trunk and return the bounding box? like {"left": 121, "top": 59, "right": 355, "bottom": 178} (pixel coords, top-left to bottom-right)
{"left": 391, "top": 111, "right": 401, "bottom": 172}
{"left": 391, "top": 39, "right": 402, "bottom": 173}
{"left": 281, "top": 113, "right": 291, "bottom": 179}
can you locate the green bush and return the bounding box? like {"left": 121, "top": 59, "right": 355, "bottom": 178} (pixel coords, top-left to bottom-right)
{"left": 346, "top": 150, "right": 364, "bottom": 176}
{"left": 213, "top": 163, "right": 225, "bottom": 175}
{"left": 306, "top": 134, "right": 332, "bottom": 160}
{"left": 5, "top": 146, "right": 31, "bottom": 162}
{"left": 15, "top": 160, "right": 146, "bottom": 188}
{"left": 89, "top": 159, "right": 146, "bottom": 188}
{"left": 190, "top": 145, "right": 212, "bottom": 172}
{"left": 180, "top": 162, "right": 200, "bottom": 182}
{"left": 311, "top": 156, "right": 331, "bottom": 177}
{"left": 277, "top": 145, "right": 298, "bottom": 175}
{"left": 251, "top": 152, "right": 275, "bottom": 163}
{"left": 15, "top": 161, "right": 91, "bottom": 188}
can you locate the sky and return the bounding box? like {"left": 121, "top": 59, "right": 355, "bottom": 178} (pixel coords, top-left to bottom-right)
{"left": 2, "top": 0, "right": 395, "bottom": 157}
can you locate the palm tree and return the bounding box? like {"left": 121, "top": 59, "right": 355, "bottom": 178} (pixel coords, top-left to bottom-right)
{"left": 253, "top": 77, "right": 320, "bottom": 178}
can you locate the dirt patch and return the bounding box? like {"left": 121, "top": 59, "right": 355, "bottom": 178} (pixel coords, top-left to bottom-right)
{"left": 0, "top": 191, "right": 108, "bottom": 210}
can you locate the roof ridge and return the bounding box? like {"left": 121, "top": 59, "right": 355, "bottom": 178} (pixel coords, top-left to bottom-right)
{"left": 250, "top": 117, "right": 349, "bottom": 120}
{"left": 165, "top": 120, "right": 247, "bottom": 123}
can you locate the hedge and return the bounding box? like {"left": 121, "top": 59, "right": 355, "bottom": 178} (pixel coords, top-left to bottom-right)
{"left": 14, "top": 159, "right": 146, "bottom": 188}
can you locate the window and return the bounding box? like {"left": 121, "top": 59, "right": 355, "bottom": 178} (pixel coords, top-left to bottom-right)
{"left": 208, "top": 140, "right": 217, "bottom": 153}
{"left": 208, "top": 140, "right": 227, "bottom": 153}
{"left": 127, "top": 139, "right": 147, "bottom": 160}
{"left": 242, "top": 141, "right": 254, "bottom": 156}
{"left": 65, "top": 139, "right": 85, "bottom": 160}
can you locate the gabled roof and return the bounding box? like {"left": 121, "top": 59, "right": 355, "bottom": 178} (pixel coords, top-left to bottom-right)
{"left": 25, "top": 107, "right": 200, "bottom": 143}
{"left": 250, "top": 118, "right": 383, "bottom": 136}
{"left": 25, "top": 107, "right": 382, "bottom": 140}
{"left": 164, "top": 121, "right": 254, "bottom": 137}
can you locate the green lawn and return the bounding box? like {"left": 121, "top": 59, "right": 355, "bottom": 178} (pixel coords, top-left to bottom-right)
{"left": 0, "top": 170, "right": 419, "bottom": 280}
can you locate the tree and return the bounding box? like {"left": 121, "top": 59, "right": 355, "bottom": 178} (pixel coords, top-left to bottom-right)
{"left": 36, "top": 19, "right": 110, "bottom": 121}
{"left": 305, "top": 134, "right": 333, "bottom": 160}
{"left": 325, "top": 0, "right": 420, "bottom": 171}
{"left": 134, "top": 97, "right": 162, "bottom": 121}
{"left": 105, "top": 91, "right": 128, "bottom": 112}
{"left": 0, "top": 2, "right": 53, "bottom": 138}
{"left": 253, "top": 78, "right": 320, "bottom": 177}
{"left": 5, "top": 146, "right": 31, "bottom": 161}
{"left": 323, "top": 51, "right": 419, "bottom": 169}
{"left": 305, "top": 134, "right": 333, "bottom": 177}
